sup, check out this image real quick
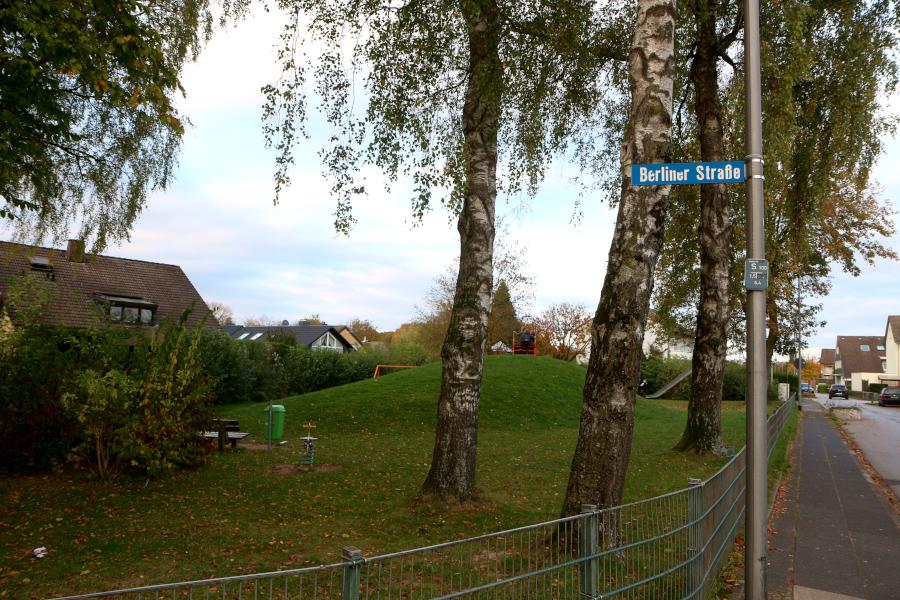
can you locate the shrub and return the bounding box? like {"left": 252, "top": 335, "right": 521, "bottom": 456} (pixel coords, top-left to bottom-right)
{"left": 0, "top": 326, "right": 132, "bottom": 472}
{"left": 62, "top": 318, "right": 212, "bottom": 477}
{"left": 817, "top": 384, "right": 829, "bottom": 393}
{"left": 197, "top": 329, "right": 254, "bottom": 404}
{"left": 639, "top": 356, "right": 692, "bottom": 399}
{"left": 868, "top": 383, "right": 887, "bottom": 394}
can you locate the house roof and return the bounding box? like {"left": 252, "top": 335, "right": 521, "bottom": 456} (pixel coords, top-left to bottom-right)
{"left": 226, "top": 324, "right": 355, "bottom": 350}
{"left": 819, "top": 348, "right": 836, "bottom": 366}
{"left": 0, "top": 240, "right": 214, "bottom": 329}
{"left": 835, "top": 336, "right": 884, "bottom": 375}
{"left": 886, "top": 316, "right": 900, "bottom": 343}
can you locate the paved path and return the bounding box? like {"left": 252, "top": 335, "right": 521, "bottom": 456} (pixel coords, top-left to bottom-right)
{"left": 766, "top": 400, "right": 900, "bottom": 599}
{"left": 808, "top": 393, "right": 900, "bottom": 499}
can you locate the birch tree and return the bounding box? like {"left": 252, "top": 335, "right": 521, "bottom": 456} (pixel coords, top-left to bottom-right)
{"left": 562, "top": 0, "right": 677, "bottom": 515}
{"left": 255, "top": 0, "right": 627, "bottom": 499}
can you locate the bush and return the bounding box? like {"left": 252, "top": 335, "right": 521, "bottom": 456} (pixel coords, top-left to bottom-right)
{"left": 197, "top": 329, "right": 254, "bottom": 404}
{"left": 639, "top": 356, "right": 691, "bottom": 399}
{"left": 63, "top": 318, "right": 212, "bottom": 477}
{"left": 281, "top": 342, "right": 428, "bottom": 397}
{"left": 868, "top": 383, "right": 887, "bottom": 394}
{"left": 817, "top": 384, "right": 829, "bottom": 393}
{"left": 0, "top": 326, "right": 133, "bottom": 472}
{"left": 640, "top": 356, "right": 747, "bottom": 401}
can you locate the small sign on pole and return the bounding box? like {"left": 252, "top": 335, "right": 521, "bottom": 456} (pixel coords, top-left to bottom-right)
{"left": 631, "top": 161, "right": 746, "bottom": 186}
{"left": 744, "top": 258, "right": 769, "bottom": 290}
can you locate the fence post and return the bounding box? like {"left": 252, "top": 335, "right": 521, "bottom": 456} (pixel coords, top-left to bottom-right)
{"left": 579, "top": 504, "right": 599, "bottom": 599}
{"left": 687, "top": 478, "right": 704, "bottom": 597}
{"left": 341, "top": 546, "right": 363, "bottom": 600}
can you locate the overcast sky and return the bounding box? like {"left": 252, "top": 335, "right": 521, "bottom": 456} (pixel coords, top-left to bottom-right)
{"left": 21, "top": 10, "right": 900, "bottom": 356}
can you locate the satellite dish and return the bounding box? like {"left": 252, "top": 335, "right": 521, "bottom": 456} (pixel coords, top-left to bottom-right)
{"left": 281, "top": 319, "right": 289, "bottom": 326}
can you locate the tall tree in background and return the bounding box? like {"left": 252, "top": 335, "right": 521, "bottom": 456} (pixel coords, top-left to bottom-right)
{"left": 654, "top": 0, "right": 898, "bottom": 379}
{"left": 1, "top": 0, "right": 212, "bottom": 250}
{"left": 673, "top": 0, "right": 743, "bottom": 455}
{"left": 257, "top": 0, "right": 624, "bottom": 499}
{"left": 487, "top": 281, "right": 519, "bottom": 348}
{"left": 562, "top": 0, "right": 677, "bottom": 516}
{"left": 530, "top": 302, "right": 591, "bottom": 361}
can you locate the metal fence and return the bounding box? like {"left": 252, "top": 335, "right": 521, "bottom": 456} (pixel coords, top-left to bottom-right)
{"left": 53, "top": 397, "right": 796, "bottom": 600}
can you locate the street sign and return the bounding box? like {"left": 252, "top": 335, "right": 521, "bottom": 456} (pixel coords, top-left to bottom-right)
{"left": 631, "top": 161, "right": 746, "bottom": 186}
{"left": 744, "top": 258, "right": 769, "bottom": 290}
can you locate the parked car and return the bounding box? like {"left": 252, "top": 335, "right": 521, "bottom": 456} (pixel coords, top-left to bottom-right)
{"left": 800, "top": 383, "right": 814, "bottom": 394}
{"left": 877, "top": 387, "right": 900, "bottom": 406}
{"left": 828, "top": 384, "right": 849, "bottom": 399}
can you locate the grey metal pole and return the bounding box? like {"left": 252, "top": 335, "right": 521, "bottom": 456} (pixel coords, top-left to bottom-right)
{"left": 743, "top": 0, "right": 768, "bottom": 594}
{"left": 797, "top": 273, "right": 802, "bottom": 399}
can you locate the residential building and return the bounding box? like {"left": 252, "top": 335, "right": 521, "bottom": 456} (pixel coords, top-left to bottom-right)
{"left": 819, "top": 348, "right": 835, "bottom": 384}
{"left": 225, "top": 323, "right": 357, "bottom": 352}
{"left": 0, "top": 240, "right": 214, "bottom": 330}
{"left": 879, "top": 315, "right": 900, "bottom": 386}
{"left": 834, "top": 335, "right": 886, "bottom": 391}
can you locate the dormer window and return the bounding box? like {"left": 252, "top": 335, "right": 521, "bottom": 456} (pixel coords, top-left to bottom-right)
{"left": 99, "top": 295, "right": 156, "bottom": 325}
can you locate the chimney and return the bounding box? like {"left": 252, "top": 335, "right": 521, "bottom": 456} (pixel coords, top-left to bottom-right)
{"left": 66, "top": 239, "right": 85, "bottom": 263}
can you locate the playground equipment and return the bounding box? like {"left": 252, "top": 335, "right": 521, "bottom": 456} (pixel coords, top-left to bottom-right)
{"left": 512, "top": 330, "right": 536, "bottom": 355}
{"left": 300, "top": 422, "right": 317, "bottom": 467}
{"left": 372, "top": 364, "right": 417, "bottom": 378}
{"left": 644, "top": 369, "right": 692, "bottom": 399}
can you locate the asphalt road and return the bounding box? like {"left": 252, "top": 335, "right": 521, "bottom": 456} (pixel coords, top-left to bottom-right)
{"left": 809, "top": 392, "right": 900, "bottom": 498}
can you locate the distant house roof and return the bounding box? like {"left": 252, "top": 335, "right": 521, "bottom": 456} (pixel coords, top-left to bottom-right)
{"left": 333, "top": 325, "right": 363, "bottom": 350}
{"left": 225, "top": 324, "right": 355, "bottom": 350}
{"left": 835, "top": 336, "right": 884, "bottom": 376}
{"left": 819, "top": 348, "right": 836, "bottom": 366}
{"left": 0, "top": 240, "right": 214, "bottom": 329}
{"left": 886, "top": 316, "right": 900, "bottom": 343}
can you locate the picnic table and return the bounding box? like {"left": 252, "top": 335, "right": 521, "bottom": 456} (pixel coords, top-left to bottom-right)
{"left": 202, "top": 418, "right": 249, "bottom": 451}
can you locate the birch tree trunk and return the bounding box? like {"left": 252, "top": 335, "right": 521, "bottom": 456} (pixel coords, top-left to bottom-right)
{"left": 421, "top": 0, "right": 501, "bottom": 500}
{"left": 562, "top": 0, "right": 676, "bottom": 517}
{"left": 676, "top": 0, "right": 728, "bottom": 455}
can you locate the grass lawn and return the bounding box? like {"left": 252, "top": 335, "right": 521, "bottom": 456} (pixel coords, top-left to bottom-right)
{"left": 0, "top": 356, "right": 790, "bottom": 598}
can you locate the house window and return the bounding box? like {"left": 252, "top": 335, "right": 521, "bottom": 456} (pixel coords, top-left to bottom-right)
{"left": 250, "top": 333, "right": 264, "bottom": 340}
{"left": 313, "top": 332, "right": 342, "bottom": 352}
{"left": 238, "top": 332, "right": 250, "bottom": 340}
{"left": 876, "top": 345, "right": 885, "bottom": 351}
{"left": 860, "top": 344, "right": 870, "bottom": 351}
{"left": 108, "top": 303, "right": 154, "bottom": 324}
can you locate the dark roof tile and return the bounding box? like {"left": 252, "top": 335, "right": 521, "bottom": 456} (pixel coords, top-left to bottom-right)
{"left": 0, "top": 241, "right": 215, "bottom": 329}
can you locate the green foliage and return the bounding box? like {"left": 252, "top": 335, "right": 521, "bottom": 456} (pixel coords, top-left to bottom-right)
{"left": 772, "top": 371, "right": 799, "bottom": 396}
{"left": 817, "top": 383, "right": 829, "bottom": 393}
{"left": 487, "top": 280, "right": 519, "bottom": 347}
{"left": 62, "top": 370, "right": 136, "bottom": 478}
{"left": 640, "top": 356, "right": 692, "bottom": 399}
{"left": 0, "top": 0, "right": 213, "bottom": 249}
{"left": 250, "top": 0, "right": 629, "bottom": 229}
{"left": 0, "top": 326, "right": 133, "bottom": 472}
{"left": 868, "top": 383, "right": 887, "bottom": 393}
{"left": 62, "top": 318, "right": 212, "bottom": 477}
{"left": 280, "top": 344, "right": 428, "bottom": 397}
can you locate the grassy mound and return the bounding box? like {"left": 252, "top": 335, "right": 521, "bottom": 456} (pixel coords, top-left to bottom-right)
{"left": 1, "top": 355, "right": 757, "bottom": 597}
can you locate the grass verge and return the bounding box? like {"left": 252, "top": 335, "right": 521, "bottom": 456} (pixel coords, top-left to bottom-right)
{"left": 2, "top": 356, "right": 777, "bottom": 598}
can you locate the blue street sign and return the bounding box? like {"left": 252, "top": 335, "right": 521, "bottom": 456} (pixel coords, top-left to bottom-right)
{"left": 631, "top": 161, "right": 745, "bottom": 186}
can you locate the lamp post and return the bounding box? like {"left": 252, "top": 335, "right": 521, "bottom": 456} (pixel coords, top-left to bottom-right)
{"left": 743, "top": 0, "right": 768, "bottom": 594}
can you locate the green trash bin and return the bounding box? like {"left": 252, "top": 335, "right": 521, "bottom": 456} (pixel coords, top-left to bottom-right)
{"left": 264, "top": 404, "right": 286, "bottom": 440}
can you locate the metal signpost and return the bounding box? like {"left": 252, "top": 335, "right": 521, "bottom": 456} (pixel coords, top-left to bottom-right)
{"left": 743, "top": 0, "right": 768, "bottom": 594}
{"left": 632, "top": 4, "right": 768, "bottom": 592}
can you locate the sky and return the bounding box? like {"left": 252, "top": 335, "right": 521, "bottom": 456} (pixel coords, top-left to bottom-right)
{"left": 13, "top": 10, "right": 900, "bottom": 356}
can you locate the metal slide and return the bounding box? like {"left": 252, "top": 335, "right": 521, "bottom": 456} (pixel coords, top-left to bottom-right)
{"left": 645, "top": 368, "right": 692, "bottom": 399}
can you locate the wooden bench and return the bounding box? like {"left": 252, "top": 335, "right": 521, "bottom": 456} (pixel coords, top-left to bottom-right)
{"left": 203, "top": 419, "right": 249, "bottom": 450}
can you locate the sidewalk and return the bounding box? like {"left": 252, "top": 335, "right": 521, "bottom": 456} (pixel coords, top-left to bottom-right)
{"left": 766, "top": 400, "right": 900, "bottom": 599}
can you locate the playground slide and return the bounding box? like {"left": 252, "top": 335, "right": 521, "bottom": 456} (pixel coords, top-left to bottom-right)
{"left": 645, "top": 368, "right": 692, "bottom": 399}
